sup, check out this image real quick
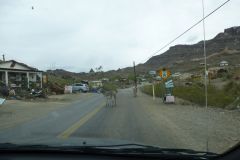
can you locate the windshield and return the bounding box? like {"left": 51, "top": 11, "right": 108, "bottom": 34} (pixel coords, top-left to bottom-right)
{"left": 0, "top": 0, "right": 239, "bottom": 156}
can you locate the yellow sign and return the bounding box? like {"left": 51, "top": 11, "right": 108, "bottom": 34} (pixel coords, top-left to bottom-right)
{"left": 159, "top": 68, "right": 171, "bottom": 80}
{"left": 43, "top": 75, "right": 48, "bottom": 84}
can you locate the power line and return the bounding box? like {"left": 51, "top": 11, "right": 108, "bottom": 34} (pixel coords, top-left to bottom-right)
{"left": 142, "top": 0, "right": 231, "bottom": 63}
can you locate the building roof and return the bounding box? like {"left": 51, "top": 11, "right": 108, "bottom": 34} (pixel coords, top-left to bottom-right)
{"left": 220, "top": 60, "right": 228, "bottom": 64}
{"left": 0, "top": 60, "right": 42, "bottom": 72}
{"left": 91, "top": 80, "right": 102, "bottom": 83}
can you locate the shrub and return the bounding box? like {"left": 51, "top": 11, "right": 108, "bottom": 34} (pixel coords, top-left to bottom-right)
{"left": 102, "top": 83, "right": 117, "bottom": 92}
{"left": 141, "top": 83, "right": 165, "bottom": 97}
{"left": 142, "top": 82, "right": 237, "bottom": 108}
{"left": 223, "top": 81, "right": 240, "bottom": 96}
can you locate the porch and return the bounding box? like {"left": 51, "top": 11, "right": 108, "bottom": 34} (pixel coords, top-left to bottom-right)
{"left": 0, "top": 70, "right": 43, "bottom": 89}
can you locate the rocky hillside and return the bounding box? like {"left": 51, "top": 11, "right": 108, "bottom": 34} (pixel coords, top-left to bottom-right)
{"left": 47, "top": 26, "right": 240, "bottom": 80}
{"left": 144, "top": 26, "right": 240, "bottom": 72}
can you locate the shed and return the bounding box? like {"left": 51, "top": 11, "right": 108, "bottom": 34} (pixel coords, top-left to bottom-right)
{"left": 220, "top": 61, "right": 228, "bottom": 67}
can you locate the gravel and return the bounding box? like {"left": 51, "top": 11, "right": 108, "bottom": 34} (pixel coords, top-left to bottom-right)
{"left": 138, "top": 90, "right": 240, "bottom": 153}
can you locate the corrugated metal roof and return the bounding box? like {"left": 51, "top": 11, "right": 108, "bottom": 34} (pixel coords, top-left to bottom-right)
{"left": 220, "top": 60, "right": 228, "bottom": 64}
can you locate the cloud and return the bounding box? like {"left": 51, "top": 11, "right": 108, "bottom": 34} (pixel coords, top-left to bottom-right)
{"left": 0, "top": 0, "right": 239, "bottom": 72}
{"left": 185, "top": 35, "right": 200, "bottom": 44}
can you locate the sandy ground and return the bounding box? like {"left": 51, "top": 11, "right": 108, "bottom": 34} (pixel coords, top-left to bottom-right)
{"left": 137, "top": 90, "right": 240, "bottom": 153}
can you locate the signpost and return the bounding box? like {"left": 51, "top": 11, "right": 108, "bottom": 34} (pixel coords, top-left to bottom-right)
{"left": 159, "top": 68, "right": 175, "bottom": 104}
{"left": 152, "top": 83, "right": 155, "bottom": 100}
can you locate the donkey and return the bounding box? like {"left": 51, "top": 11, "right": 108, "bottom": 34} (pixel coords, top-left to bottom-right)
{"left": 103, "top": 90, "right": 117, "bottom": 107}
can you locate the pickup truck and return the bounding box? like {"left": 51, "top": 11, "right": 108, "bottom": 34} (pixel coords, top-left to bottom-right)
{"left": 72, "top": 83, "right": 89, "bottom": 93}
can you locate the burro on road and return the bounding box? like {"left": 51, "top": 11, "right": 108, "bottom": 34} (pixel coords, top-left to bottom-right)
{"left": 103, "top": 90, "right": 117, "bottom": 107}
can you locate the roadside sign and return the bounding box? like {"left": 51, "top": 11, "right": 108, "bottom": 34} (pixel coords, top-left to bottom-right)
{"left": 165, "top": 84, "right": 174, "bottom": 88}
{"left": 165, "top": 80, "right": 174, "bottom": 88}
{"left": 159, "top": 68, "right": 171, "bottom": 80}
{"left": 155, "top": 76, "right": 162, "bottom": 81}
{"left": 165, "top": 80, "right": 173, "bottom": 84}
{"left": 64, "top": 85, "right": 73, "bottom": 94}
{"left": 43, "top": 75, "right": 48, "bottom": 84}
{"left": 0, "top": 98, "right": 6, "bottom": 105}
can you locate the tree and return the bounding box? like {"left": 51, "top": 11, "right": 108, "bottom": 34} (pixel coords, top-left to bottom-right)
{"left": 95, "top": 66, "right": 103, "bottom": 73}
{"left": 110, "top": 75, "right": 121, "bottom": 81}
{"left": 102, "top": 82, "right": 117, "bottom": 92}
{"left": 128, "top": 73, "right": 135, "bottom": 81}
{"left": 89, "top": 68, "right": 95, "bottom": 73}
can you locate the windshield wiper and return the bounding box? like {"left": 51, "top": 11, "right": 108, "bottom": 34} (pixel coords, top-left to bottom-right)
{"left": 0, "top": 143, "right": 218, "bottom": 159}
{"left": 0, "top": 143, "right": 51, "bottom": 150}
{"left": 87, "top": 144, "right": 218, "bottom": 159}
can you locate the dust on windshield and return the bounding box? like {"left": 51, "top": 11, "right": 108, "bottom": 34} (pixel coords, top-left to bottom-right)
{"left": 0, "top": 0, "right": 239, "bottom": 155}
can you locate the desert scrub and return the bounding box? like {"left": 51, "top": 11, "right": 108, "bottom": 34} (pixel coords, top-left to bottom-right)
{"left": 141, "top": 83, "right": 165, "bottom": 97}
{"left": 142, "top": 82, "right": 237, "bottom": 108}
{"left": 102, "top": 83, "right": 118, "bottom": 92}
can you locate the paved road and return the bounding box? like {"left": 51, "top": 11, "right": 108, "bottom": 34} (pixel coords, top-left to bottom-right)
{"left": 0, "top": 93, "right": 105, "bottom": 142}
{"left": 0, "top": 88, "right": 239, "bottom": 154}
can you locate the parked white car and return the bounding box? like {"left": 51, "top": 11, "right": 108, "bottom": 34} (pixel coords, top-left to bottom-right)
{"left": 72, "top": 83, "right": 89, "bottom": 93}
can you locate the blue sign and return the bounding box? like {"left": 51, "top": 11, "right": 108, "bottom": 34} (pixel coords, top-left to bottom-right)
{"left": 165, "top": 80, "right": 174, "bottom": 88}
{"left": 0, "top": 98, "right": 5, "bottom": 105}
{"left": 162, "top": 71, "right": 167, "bottom": 78}
{"left": 165, "top": 84, "right": 174, "bottom": 88}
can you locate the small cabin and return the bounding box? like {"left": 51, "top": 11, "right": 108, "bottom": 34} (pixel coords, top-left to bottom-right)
{"left": 219, "top": 61, "right": 228, "bottom": 67}
{"left": 148, "top": 70, "right": 156, "bottom": 76}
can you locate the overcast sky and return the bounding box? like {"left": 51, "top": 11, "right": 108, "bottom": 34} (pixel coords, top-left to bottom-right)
{"left": 0, "top": 0, "right": 239, "bottom": 72}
